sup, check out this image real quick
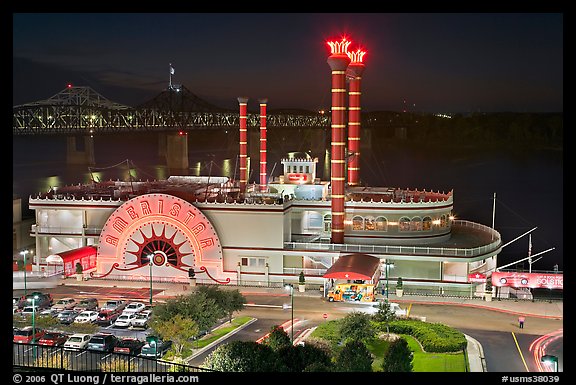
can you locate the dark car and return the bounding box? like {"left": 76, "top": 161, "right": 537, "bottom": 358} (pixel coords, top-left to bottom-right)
{"left": 140, "top": 339, "right": 172, "bottom": 358}
{"left": 16, "top": 292, "right": 53, "bottom": 310}
{"left": 38, "top": 332, "right": 69, "bottom": 347}
{"left": 87, "top": 333, "right": 118, "bottom": 353}
{"left": 57, "top": 309, "right": 80, "bottom": 324}
{"left": 101, "top": 300, "right": 126, "bottom": 313}
{"left": 96, "top": 309, "right": 120, "bottom": 326}
{"left": 73, "top": 298, "right": 99, "bottom": 312}
{"left": 113, "top": 338, "right": 145, "bottom": 356}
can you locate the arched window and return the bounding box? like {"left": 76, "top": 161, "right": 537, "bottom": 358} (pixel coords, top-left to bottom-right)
{"left": 399, "top": 217, "right": 411, "bottom": 231}
{"left": 440, "top": 214, "right": 447, "bottom": 228}
{"left": 323, "top": 214, "right": 332, "bottom": 232}
{"left": 375, "top": 217, "right": 387, "bottom": 231}
{"left": 423, "top": 216, "right": 432, "bottom": 231}
{"left": 411, "top": 217, "right": 423, "bottom": 231}
{"left": 365, "top": 216, "right": 375, "bottom": 230}
{"left": 352, "top": 216, "right": 364, "bottom": 230}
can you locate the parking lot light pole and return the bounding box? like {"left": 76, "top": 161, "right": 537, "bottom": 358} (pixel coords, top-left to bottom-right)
{"left": 20, "top": 250, "right": 30, "bottom": 297}
{"left": 285, "top": 284, "right": 294, "bottom": 343}
{"left": 148, "top": 254, "right": 154, "bottom": 306}
{"left": 27, "top": 295, "right": 39, "bottom": 356}
{"left": 384, "top": 261, "right": 394, "bottom": 300}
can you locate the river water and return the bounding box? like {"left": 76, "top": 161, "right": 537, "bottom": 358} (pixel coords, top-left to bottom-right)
{"left": 13, "top": 132, "right": 563, "bottom": 272}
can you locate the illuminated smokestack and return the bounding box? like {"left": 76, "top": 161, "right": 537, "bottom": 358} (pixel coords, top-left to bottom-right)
{"left": 259, "top": 98, "right": 268, "bottom": 192}
{"left": 346, "top": 48, "right": 366, "bottom": 187}
{"left": 327, "top": 37, "right": 351, "bottom": 244}
{"left": 238, "top": 97, "right": 249, "bottom": 194}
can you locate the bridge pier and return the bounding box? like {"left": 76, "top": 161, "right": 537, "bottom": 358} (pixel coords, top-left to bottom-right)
{"left": 165, "top": 132, "right": 189, "bottom": 170}
{"left": 66, "top": 136, "right": 95, "bottom": 165}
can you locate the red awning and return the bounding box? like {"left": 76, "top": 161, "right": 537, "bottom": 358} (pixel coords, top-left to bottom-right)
{"left": 48, "top": 246, "right": 97, "bottom": 262}
{"left": 323, "top": 253, "right": 380, "bottom": 281}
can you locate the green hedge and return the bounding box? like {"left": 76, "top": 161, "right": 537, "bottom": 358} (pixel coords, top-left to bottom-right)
{"left": 374, "top": 320, "right": 467, "bottom": 353}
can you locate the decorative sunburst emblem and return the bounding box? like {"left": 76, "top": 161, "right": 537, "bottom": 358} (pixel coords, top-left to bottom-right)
{"left": 124, "top": 221, "right": 195, "bottom": 269}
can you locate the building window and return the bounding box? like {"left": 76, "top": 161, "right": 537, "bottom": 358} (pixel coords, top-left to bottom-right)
{"left": 323, "top": 214, "right": 332, "bottom": 232}
{"left": 411, "top": 217, "right": 423, "bottom": 231}
{"left": 352, "top": 216, "right": 364, "bottom": 230}
{"left": 440, "top": 214, "right": 447, "bottom": 228}
{"left": 375, "top": 217, "right": 387, "bottom": 231}
{"left": 399, "top": 217, "right": 411, "bottom": 231}
{"left": 241, "top": 257, "right": 266, "bottom": 268}
{"left": 423, "top": 216, "right": 432, "bottom": 231}
{"left": 365, "top": 216, "right": 375, "bottom": 230}
{"left": 305, "top": 165, "right": 310, "bottom": 173}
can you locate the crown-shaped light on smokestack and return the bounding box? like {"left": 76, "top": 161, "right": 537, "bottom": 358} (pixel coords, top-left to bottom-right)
{"left": 327, "top": 37, "right": 351, "bottom": 55}
{"left": 347, "top": 48, "right": 366, "bottom": 63}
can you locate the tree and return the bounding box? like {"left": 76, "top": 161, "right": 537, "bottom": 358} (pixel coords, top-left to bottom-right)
{"left": 299, "top": 271, "right": 306, "bottom": 285}
{"left": 276, "top": 344, "right": 333, "bottom": 372}
{"left": 152, "top": 291, "right": 221, "bottom": 334}
{"left": 204, "top": 340, "right": 280, "bottom": 372}
{"left": 371, "top": 301, "right": 396, "bottom": 323}
{"left": 339, "top": 312, "right": 375, "bottom": 343}
{"left": 382, "top": 337, "right": 413, "bottom": 372}
{"left": 197, "top": 285, "right": 246, "bottom": 323}
{"left": 263, "top": 325, "right": 291, "bottom": 351}
{"left": 149, "top": 314, "right": 199, "bottom": 357}
{"left": 75, "top": 262, "right": 83, "bottom": 274}
{"left": 335, "top": 340, "right": 373, "bottom": 372}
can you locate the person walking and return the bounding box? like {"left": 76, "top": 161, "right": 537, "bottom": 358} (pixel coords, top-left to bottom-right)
{"left": 518, "top": 315, "right": 526, "bottom": 329}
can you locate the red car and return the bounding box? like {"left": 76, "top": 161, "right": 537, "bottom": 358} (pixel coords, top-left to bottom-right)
{"left": 38, "top": 332, "right": 69, "bottom": 346}
{"left": 13, "top": 326, "right": 45, "bottom": 344}
{"left": 96, "top": 309, "right": 120, "bottom": 326}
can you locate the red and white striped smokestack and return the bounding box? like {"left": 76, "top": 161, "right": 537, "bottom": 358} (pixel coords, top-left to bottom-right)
{"left": 238, "top": 97, "right": 249, "bottom": 194}
{"left": 346, "top": 49, "right": 366, "bottom": 187}
{"left": 327, "top": 37, "right": 351, "bottom": 244}
{"left": 259, "top": 98, "right": 268, "bottom": 192}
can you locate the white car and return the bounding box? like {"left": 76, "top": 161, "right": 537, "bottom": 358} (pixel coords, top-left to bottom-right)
{"left": 63, "top": 333, "right": 92, "bottom": 350}
{"left": 114, "top": 313, "right": 137, "bottom": 328}
{"left": 130, "top": 310, "right": 152, "bottom": 329}
{"left": 74, "top": 310, "right": 99, "bottom": 323}
{"left": 122, "top": 302, "right": 145, "bottom": 315}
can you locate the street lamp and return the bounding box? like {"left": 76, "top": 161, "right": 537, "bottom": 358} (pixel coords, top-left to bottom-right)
{"left": 27, "top": 295, "right": 39, "bottom": 356}
{"left": 20, "top": 250, "right": 30, "bottom": 297}
{"left": 148, "top": 254, "right": 154, "bottom": 306}
{"left": 285, "top": 283, "right": 294, "bottom": 343}
{"left": 541, "top": 354, "right": 558, "bottom": 372}
{"left": 384, "top": 261, "right": 395, "bottom": 300}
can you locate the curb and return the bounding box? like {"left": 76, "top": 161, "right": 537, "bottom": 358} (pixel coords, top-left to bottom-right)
{"left": 465, "top": 334, "right": 486, "bottom": 372}
{"left": 184, "top": 317, "right": 258, "bottom": 364}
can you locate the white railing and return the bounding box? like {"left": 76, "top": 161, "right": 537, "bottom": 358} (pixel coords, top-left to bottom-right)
{"left": 282, "top": 267, "right": 327, "bottom": 276}
{"left": 284, "top": 220, "right": 501, "bottom": 258}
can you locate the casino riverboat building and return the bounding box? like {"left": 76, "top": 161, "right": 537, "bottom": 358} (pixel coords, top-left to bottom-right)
{"left": 27, "top": 37, "right": 501, "bottom": 297}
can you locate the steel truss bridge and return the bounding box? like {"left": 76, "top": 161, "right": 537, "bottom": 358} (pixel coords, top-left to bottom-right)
{"left": 13, "top": 85, "right": 332, "bottom": 136}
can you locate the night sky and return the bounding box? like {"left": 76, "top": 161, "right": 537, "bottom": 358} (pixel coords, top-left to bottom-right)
{"left": 13, "top": 13, "right": 563, "bottom": 113}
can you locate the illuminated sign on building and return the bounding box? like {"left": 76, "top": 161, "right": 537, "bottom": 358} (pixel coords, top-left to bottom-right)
{"left": 491, "top": 271, "right": 563, "bottom": 290}
{"left": 287, "top": 173, "right": 308, "bottom": 183}
{"left": 467, "top": 273, "right": 486, "bottom": 283}
{"left": 98, "top": 194, "right": 222, "bottom": 274}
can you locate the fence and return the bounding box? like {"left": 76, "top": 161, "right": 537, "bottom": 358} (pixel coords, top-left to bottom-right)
{"left": 13, "top": 342, "right": 214, "bottom": 372}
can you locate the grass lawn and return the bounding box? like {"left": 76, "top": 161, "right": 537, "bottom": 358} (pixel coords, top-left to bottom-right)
{"left": 194, "top": 316, "right": 253, "bottom": 349}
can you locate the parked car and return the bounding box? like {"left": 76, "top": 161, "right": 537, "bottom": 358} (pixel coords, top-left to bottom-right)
{"left": 63, "top": 333, "right": 92, "bottom": 350}
{"left": 20, "top": 305, "right": 40, "bottom": 317}
{"left": 122, "top": 302, "right": 146, "bottom": 315}
{"left": 140, "top": 339, "right": 172, "bottom": 358}
{"left": 87, "top": 333, "right": 118, "bottom": 353}
{"left": 38, "top": 332, "right": 69, "bottom": 347}
{"left": 114, "top": 313, "right": 137, "bottom": 328}
{"left": 17, "top": 292, "right": 53, "bottom": 310}
{"left": 51, "top": 297, "right": 77, "bottom": 311}
{"left": 130, "top": 310, "right": 152, "bottom": 329}
{"left": 74, "top": 310, "right": 99, "bottom": 324}
{"left": 13, "top": 326, "right": 45, "bottom": 344}
{"left": 57, "top": 309, "right": 80, "bottom": 324}
{"left": 101, "top": 300, "right": 126, "bottom": 313}
{"left": 114, "top": 337, "right": 145, "bottom": 355}
{"left": 39, "top": 308, "right": 61, "bottom": 318}
{"left": 73, "top": 298, "right": 99, "bottom": 312}
{"left": 96, "top": 309, "right": 121, "bottom": 326}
